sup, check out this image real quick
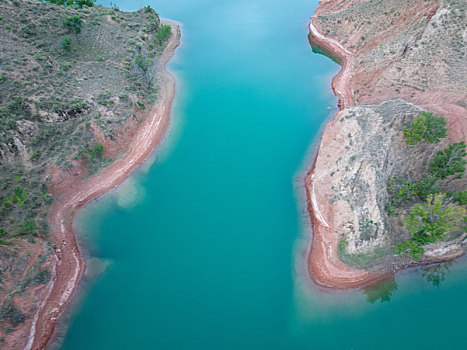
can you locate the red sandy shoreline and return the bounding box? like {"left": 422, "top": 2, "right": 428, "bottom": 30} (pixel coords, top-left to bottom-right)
{"left": 25, "top": 21, "right": 181, "bottom": 350}
{"left": 305, "top": 18, "right": 388, "bottom": 289}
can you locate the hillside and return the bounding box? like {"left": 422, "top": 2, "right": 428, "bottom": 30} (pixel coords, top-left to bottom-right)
{"left": 307, "top": 0, "right": 466, "bottom": 288}
{"left": 0, "top": 0, "right": 174, "bottom": 347}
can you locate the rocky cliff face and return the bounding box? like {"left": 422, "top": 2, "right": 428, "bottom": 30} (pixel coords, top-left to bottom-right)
{"left": 307, "top": 0, "right": 466, "bottom": 288}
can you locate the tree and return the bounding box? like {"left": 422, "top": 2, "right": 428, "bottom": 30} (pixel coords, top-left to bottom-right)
{"left": 63, "top": 16, "right": 82, "bottom": 43}
{"left": 397, "top": 193, "right": 466, "bottom": 260}
{"left": 429, "top": 142, "right": 466, "bottom": 179}
{"left": 403, "top": 112, "right": 447, "bottom": 145}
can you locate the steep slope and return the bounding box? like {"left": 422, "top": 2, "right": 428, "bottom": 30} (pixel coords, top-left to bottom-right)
{"left": 0, "top": 0, "right": 178, "bottom": 348}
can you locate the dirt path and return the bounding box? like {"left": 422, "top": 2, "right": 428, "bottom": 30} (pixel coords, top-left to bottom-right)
{"left": 25, "top": 20, "right": 181, "bottom": 350}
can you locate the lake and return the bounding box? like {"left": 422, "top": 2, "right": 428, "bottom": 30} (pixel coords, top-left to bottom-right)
{"left": 59, "top": 0, "right": 467, "bottom": 349}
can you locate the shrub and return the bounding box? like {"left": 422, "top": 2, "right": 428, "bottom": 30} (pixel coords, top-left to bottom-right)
{"left": 157, "top": 24, "right": 171, "bottom": 43}
{"left": 21, "top": 23, "right": 37, "bottom": 38}
{"left": 450, "top": 191, "right": 467, "bottom": 205}
{"left": 63, "top": 16, "right": 82, "bottom": 43}
{"left": 88, "top": 144, "right": 104, "bottom": 162}
{"left": 30, "top": 150, "right": 41, "bottom": 161}
{"left": 135, "top": 54, "right": 150, "bottom": 72}
{"left": 429, "top": 142, "right": 466, "bottom": 179}
{"left": 33, "top": 269, "right": 51, "bottom": 285}
{"left": 61, "top": 36, "right": 72, "bottom": 53}
{"left": 46, "top": 0, "right": 95, "bottom": 7}
{"left": 403, "top": 112, "right": 447, "bottom": 145}
{"left": 19, "top": 220, "right": 38, "bottom": 235}
{"left": 386, "top": 176, "right": 417, "bottom": 215}
{"left": 0, "top": 302, "right": 25, "bottom": 326}
{"left": 397, "top": 194, "right": 466, "bottom": 260}
{"left": 414, "top": 176, "right": 440, "bottom": 201}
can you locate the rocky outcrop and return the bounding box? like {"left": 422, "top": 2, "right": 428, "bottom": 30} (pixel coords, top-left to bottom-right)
{"left": 307, "top": 0, "right": 466, "bottom": 288}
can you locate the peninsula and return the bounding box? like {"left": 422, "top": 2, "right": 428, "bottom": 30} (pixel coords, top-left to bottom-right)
{"left": 306, "top": 0, "right": 466, "bottom": 288}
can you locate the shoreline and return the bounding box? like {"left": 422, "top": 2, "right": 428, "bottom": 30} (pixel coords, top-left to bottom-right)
{"left": 26, "top": 20, "right": 181, "bottom": 350}
{"left": 305, "top": 18, "right": 389, "bottom": 289}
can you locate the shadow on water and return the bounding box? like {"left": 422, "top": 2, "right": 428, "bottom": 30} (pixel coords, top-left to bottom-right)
{"left": 362, "top": 261, "right": 454, "bottom": 305}
{"left": 421, "top": 261, "right": 452, "bottom": 288}
{"left": 363, "top": 276, "right": 398, "bottom": 304}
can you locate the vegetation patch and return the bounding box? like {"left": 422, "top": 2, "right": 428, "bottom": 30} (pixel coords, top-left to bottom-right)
{"left": 338, "top": 235, "right": 391, "bottom": 268}
{"left": 0, "top": 0, "right": 171, "bottom": 331}
{"left": 386, "top": 112, "right": 466, "bottom": 260}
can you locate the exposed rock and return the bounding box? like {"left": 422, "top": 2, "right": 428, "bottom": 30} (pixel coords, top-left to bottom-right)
{"left": 16, "top": 120, "right": 36, "bottom": 139}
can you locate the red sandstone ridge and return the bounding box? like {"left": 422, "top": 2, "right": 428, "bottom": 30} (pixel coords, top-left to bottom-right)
{"left": 306, "top": 0, "right": 467, "bottom": 289}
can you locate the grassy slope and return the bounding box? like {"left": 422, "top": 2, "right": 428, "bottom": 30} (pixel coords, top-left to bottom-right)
{"left": 0, "top": 0, "right": 170, "bottom": 334}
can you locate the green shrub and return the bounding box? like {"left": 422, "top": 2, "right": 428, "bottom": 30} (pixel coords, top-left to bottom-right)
{"left": 88, "top": 144, "right": 104, "bottom": 162}
{"left": 0, "top": 302, "right": 25, "bottom": 326}
{"left": 403, "top": 112, "right": 447, "bottom": 145}
{"left": 135, "top": 54, "right": 150, "bottom": 72}
{"left": 386, "top": 176, "right": 417, "bottom": 215}
{"left": 63, "top": 16, "right": 82, "bottom": 43}
{"left": 30, "top": 150, "right": 41, "bottom": 161}
{"left": 33, "top": 269, "right": 51, "bottom": 285}
{"left": 61, "top": 36, "right": 72, "bottom": 53}
{"left": 45, "top": 0, "right": 95, "bottom": 7}
{"left": 414, "top": 176, "right": 440, "bottom": 201}
{"left": 397, "top": 194, "right": 466, "bottom": 260}
{"left": 14, "top": 187, "right": 28, "bottom": 207}
{"left": 21, "top": 23, "right": 37, "bottom": 38}
{"left": 19, "top": 220, "right": 38, "bottom": 235}
{"left": 429, "top": 142, "right": 466, "bottom": 179}
{"left": 157, "top": 23, "right": 171, "bottom": 43}
{"left": 450, "top": 191, "right": 467, "bottom": 205}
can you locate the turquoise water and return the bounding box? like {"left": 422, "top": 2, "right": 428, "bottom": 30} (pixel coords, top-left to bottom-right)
{"left": 60, "top": 0, "right": 467, "bottom": 349}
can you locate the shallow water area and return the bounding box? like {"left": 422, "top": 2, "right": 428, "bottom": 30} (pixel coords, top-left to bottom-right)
{"left": 60, "top": 0, "right": 467, "bottom": 349}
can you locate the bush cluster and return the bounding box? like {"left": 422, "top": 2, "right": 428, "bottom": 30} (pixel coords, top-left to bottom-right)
{"left": 388, "top": 112, "right": 466, "bottom": 260}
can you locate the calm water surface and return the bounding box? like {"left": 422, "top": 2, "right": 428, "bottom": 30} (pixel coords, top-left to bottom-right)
{"left": 61, "top": 0, "right": 467, "bottom": 349}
